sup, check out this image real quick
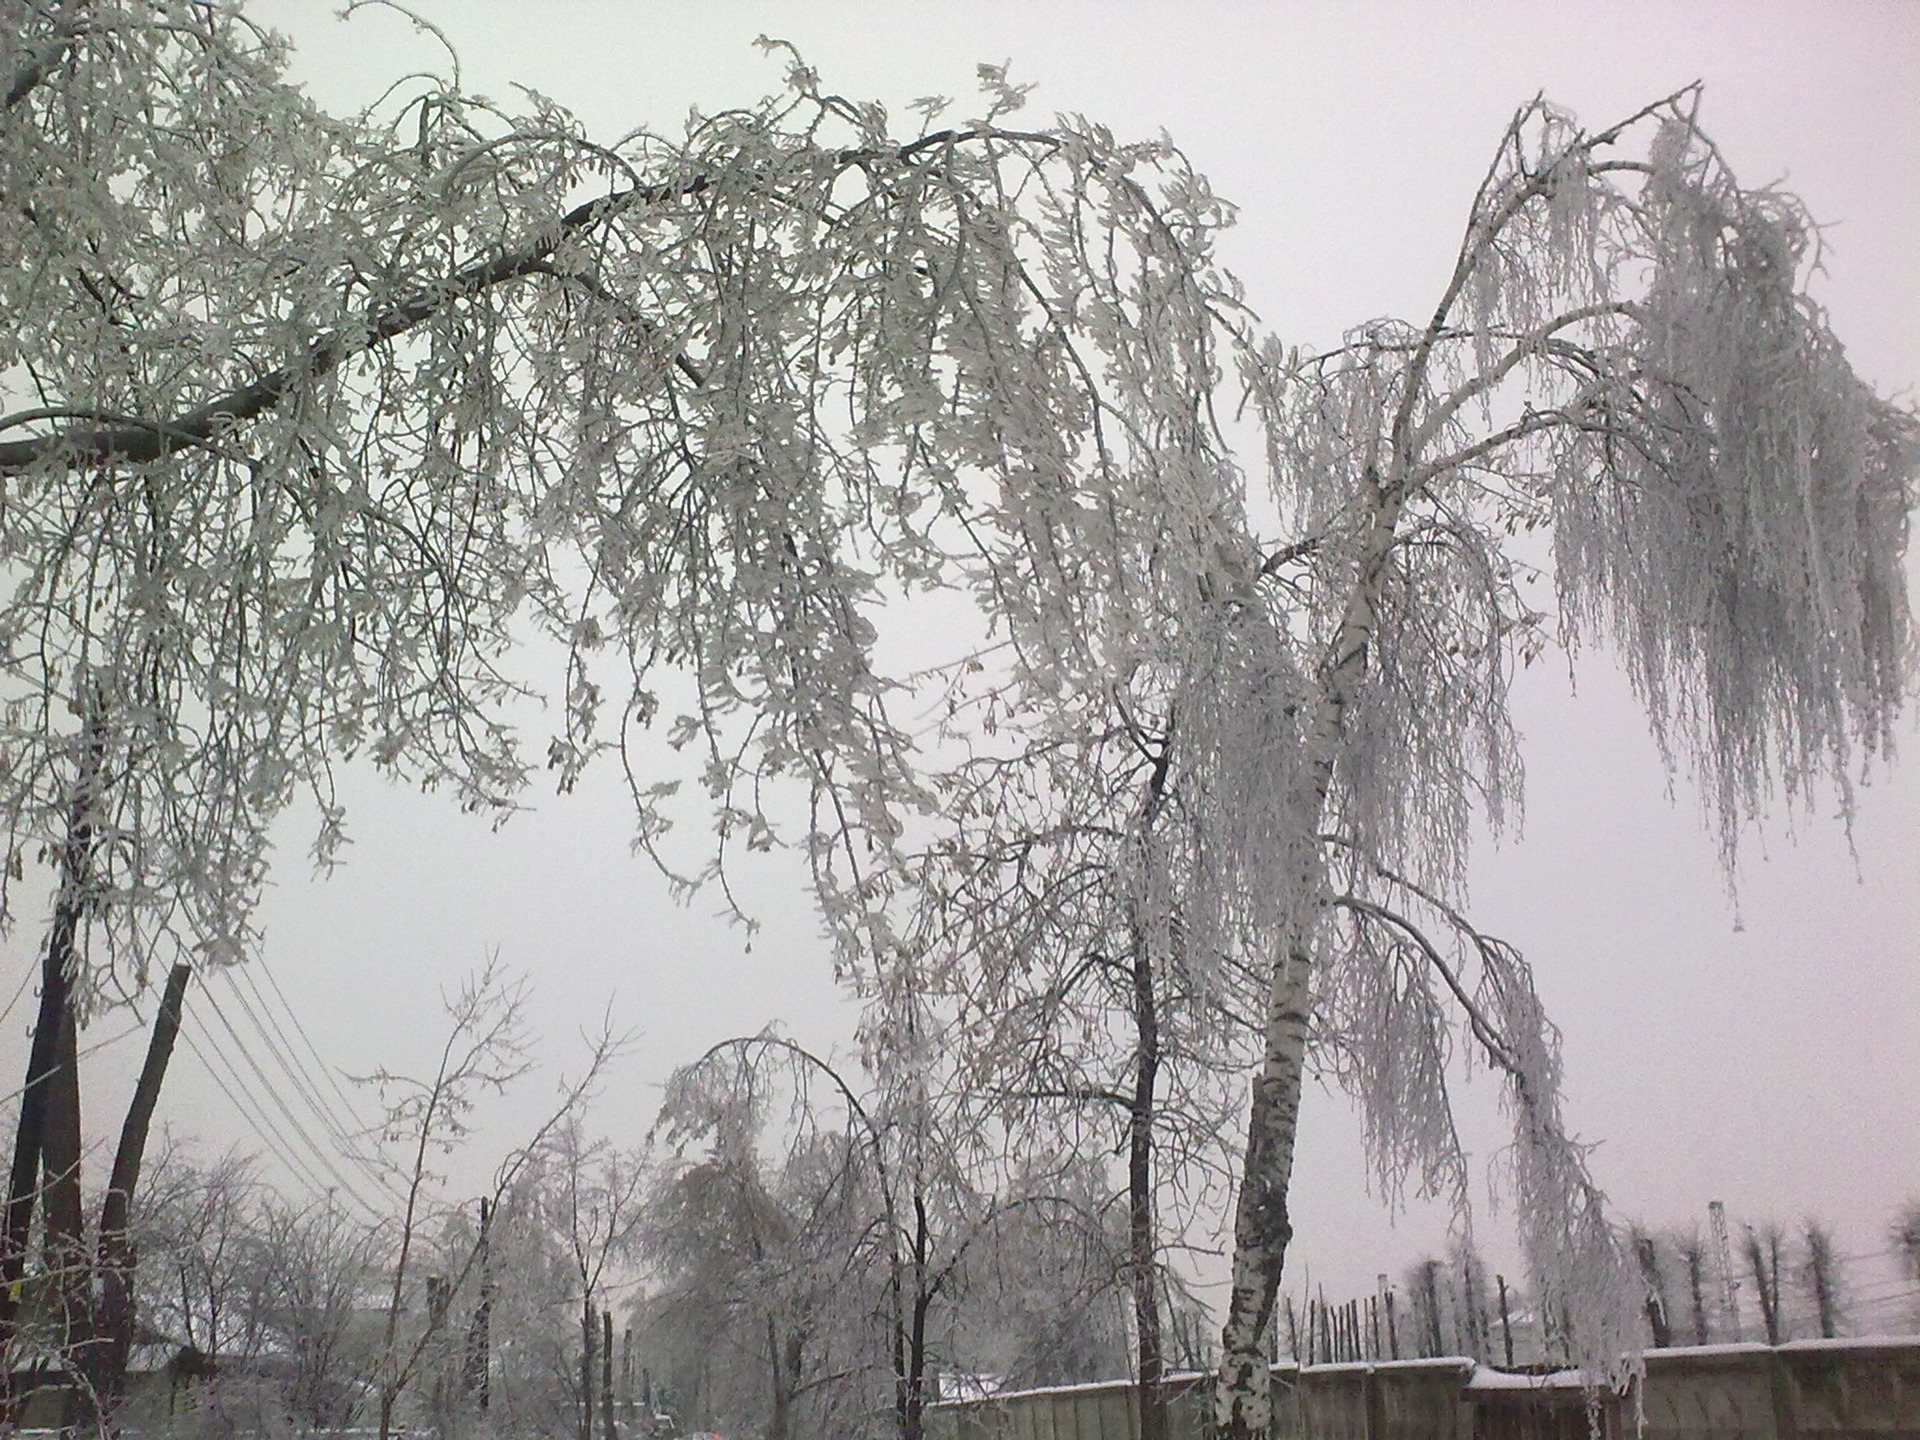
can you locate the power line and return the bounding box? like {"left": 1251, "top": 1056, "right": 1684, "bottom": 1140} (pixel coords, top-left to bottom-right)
{"left": 213, "top": 963, "right": 402, "bottom": 1203}
{"left": 192, "top": 977, "right": 390, "bottom": 1218}
{"left": 0, "top": 961, "right": 34, "bottom": 1033}
{"left": 0, "top": 1021, "right": 144, "bottom": 1110}
{"left": 254, "top": 954, "right": 390, "bottom": 1139}
{"left": 176, "top": 1024, "right": 367, "bottom": 1217}
{"left": 188, "top": 978, "right": 391, "bottom": 1220}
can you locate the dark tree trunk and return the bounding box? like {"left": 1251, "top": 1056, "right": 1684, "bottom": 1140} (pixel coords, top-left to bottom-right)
{"left": 582, "top": 1299, "right": 596, "bottom": 1440}
{"left": 1128, "top": 928, "right": 1166, "bottom": 1440}
{"left": 92, "top": 962, "right": 192, "bottom": 1400}
{"left": 1746, "top": 1230, "right": 1782, "bottom": 1345}
{"left": 904, "top": 1287, "right": 931, "bottom": 1440}
{"left": 766, "top": 1314, "right": 789, "bottom": 1440}
{"left": 1633, "top": 1230, "right": 1672, "bottom": 1348}
{"left": 1, "top": 929, "right": 74, "bottom": 1347}
{"left": 897, "top": 1194, "right": 931, "bottom": 1440}
{"left": 464, "top": 1197, "right": 491, "bottom": 1409}
{"left": 0, "top": 804, "right": 94, "bottom": 1349}
{"left": 1418, "top": 1260, "right": 1444, "bottom": 1356}
{"left": 1683, "top": 1243, "right": 1710, "bottom": 1345}
{"left": 1, "top": 712, "right": 104, "bottom": 1426}
{"left": 1804, "top": 1222, "right": 1840, "bottom": 1340}
{"left": 601, "top": 1308, "right": 617, "bottom": 1440}
{"left": 43, "top": 992, "right": 90, "bottom": 1432}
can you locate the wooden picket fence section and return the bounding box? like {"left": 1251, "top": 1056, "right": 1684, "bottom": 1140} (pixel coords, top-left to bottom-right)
{"left": 925, "top": 1337, "right": 1920, "bottom": 1440}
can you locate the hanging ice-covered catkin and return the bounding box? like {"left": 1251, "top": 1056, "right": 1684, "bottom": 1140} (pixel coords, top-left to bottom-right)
{"left": 1476, "top": 938, "right": 1641, "bottom": 1389}
{"left": 1315, "top": 914, "right": 1469, "bottom": 1210}
{"left": 1553, "top": 117, "right": 1916, "bottom": 863}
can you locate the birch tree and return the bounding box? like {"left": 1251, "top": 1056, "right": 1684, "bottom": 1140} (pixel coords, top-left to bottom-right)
{"left": 1204, "top": 93, "right": 1913, "bottom": 1434}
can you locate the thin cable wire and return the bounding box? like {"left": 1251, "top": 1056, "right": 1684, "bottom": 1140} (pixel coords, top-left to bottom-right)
{"left": 254, "top": 953, "right": 389, "bottom": 1134}
{"left": 176, "top": 1025, "right": 365, "bottom": 1217}
{"left": 0, "top": 1022, "right": 144, "bottom": 1110}
{"left": 216, "top": 964, "right": 402, "bottom": 1202}
{"left": 193, "top": 980, "right": 390, "bottom": 1220}
{"left": 0, "top": 961, "right": 34, "bottom": 1033}
{"left": 190, "top": 979, "right": 391, "bottom": 1220}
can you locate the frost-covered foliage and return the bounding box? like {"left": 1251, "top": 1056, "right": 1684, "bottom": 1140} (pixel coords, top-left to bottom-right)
{"left": 646, "top": 1032, "right": 1125, "bottom": 1440}
{"left": 3, "top": 9, "right": 1911, "bottom": 1434}
{"left": 0, "top": 3, "right": 1278, "bottom": 1005}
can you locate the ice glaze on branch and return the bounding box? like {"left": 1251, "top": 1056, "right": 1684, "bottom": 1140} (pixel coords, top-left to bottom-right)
{"left": 0, "top": 177, "right": 709, "bottom": 475}
{"left": 0, "top": 115, "right": 1062, "bottom": 477}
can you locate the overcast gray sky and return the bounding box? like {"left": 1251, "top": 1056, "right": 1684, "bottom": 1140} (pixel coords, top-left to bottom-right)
{"left": 8, "top": 0, "right": 1916, "bottom": 1320}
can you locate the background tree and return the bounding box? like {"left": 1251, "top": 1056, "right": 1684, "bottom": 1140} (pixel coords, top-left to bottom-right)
{"left": 939, "top": 1155, "right": 1133, "bottom": 1392}
{"left": 645, "top": 1040, "right": 890, "bottom": 1440}
{"left": 448, "top": 1171, "right": 587, "bottom": 1438}
{"left": 0, "top": 26, "right": 1296, "bottom": 1426}
{"left": 364, "top": 961, "right": 531, "bottom": 1440}
{"left": 127, "top": 1143, "right": 264, "bottom": 1369}
{"left": 1892, "top": 1201, "right": 1920, "bottom": 1332}
{"left": 1629, "top": 1224, "right": 1674, "bottom": 1348}
{"left": 644, "top": 1028, "right": 1121, "bottom": 1440}
{"left": 1745, "top": 1224, "right": 1786, "bottom": 1345}
{"left": 1799, "top": 1219, "right": 1844, "bottom": 1341}
{"left": 1669, "top": 1228, "right": 1715, "bottom": 1346}
{"left": 249, "top": 1192, "right": 383, "bottom": 1433}
{"left": 908, "top": 714, "right": 1259, "bottom": 1440}
{"left": 519, "top": 1117, "right": 648, "bottom": 1440}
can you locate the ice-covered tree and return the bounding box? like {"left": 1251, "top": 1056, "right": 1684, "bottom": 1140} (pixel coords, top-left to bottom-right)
{"left": 516, "top": 1117, "right": 649, "bottom": 1440}
{"left": 0, "top": 5, "right": 1244, "bottom": 1406}
{"left": 907, "top": 705, "right": 1264, "bottom": 1440}
{"left": 645, "top": 1038, "right": 895, "bottom": 1440}
{"left": 3, "top": 10, "right": 1911, "bottom": 1439}
{"left": 1203, "top": 92, "right": 1911, "bottom": 1433}
{"left": 646, "top": 1026, "right": 1128, "bottom": 1440}
{"left": 0, "top": 11, "right": 1262, "bottom": 1388}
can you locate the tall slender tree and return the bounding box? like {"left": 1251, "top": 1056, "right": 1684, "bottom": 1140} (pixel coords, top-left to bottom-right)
{"left": 1204, "top": 94, "right": 1912, "bottom": 1434}
{"left": 909, "top": 710, "right": 1261, "bottom": 1440}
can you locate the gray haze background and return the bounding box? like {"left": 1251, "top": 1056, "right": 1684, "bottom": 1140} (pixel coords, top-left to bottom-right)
{"left": 4, "top": 1, "right": 1915, "bottom": 1317}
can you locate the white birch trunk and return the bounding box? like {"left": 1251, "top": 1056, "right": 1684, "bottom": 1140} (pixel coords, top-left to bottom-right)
{"left": 1216, "top": 446, "right": 1417, "bottom": 1438}
{"left": 1213, "top": 949, "right": 1313, "bottom": 1440}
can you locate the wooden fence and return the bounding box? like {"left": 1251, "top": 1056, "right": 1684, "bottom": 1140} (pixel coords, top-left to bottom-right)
{"left": 924, "top": 1337, "right": 1920, "bottom": 1440}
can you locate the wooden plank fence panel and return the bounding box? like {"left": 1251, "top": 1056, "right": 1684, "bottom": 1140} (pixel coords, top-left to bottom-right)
{"left": 1305, "top": 1366, "right": 1370, "bottom": 1440}
{"left": 1377, "top": 1360, "right": 1474, "bottom": 1440}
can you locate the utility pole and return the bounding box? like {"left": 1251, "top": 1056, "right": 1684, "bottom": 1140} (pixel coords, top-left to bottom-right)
{"left": 1709, "top": 1201, "right": 1742, "bottom": 1342}
{"left": 465, "top": 1197, "right": 492, "bottom": 1410}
